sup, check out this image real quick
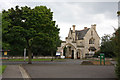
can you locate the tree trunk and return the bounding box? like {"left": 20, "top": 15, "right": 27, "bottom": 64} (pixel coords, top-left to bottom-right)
{"left": 28, "top": 47, "right": 32, "bottom": 64}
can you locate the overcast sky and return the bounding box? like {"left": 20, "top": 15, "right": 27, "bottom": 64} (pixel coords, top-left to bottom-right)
{"left": 0, "top": 0, "right": 119, "bottom": 41}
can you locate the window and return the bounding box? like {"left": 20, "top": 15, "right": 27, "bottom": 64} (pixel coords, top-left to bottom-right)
{"left": 89, "top": 38, "right": 95, "bottom": 44}
{"left": 69, "top": 37, "right": 72, "bottom": 39}
{"left": 80, "top": 42, "right": 83, "bottom": 45}
{"left": 91, "top": 31, "right": 93, "bottom": 36}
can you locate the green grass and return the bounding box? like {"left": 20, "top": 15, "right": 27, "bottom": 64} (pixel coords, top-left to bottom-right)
{"left": 0, "top": 65, "right": 7, "bottom": 75}
{"left": 2, "top": 58, "right": 65, "bottom": 61}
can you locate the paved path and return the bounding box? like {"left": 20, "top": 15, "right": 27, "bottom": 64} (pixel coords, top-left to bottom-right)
{"left": 23, "top": 64, "right": 117, "bottom": 78}
{"left": 2, "top": 65, "right": 23, "bottom": 78}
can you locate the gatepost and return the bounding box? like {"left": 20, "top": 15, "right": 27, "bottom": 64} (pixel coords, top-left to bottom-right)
{"left": 100, "top": 53, "right": 105, "bottom": 65}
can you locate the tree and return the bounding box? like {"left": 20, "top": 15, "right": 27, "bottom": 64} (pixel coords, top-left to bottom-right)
{"left": 2, "top": 5, "right": 60, "bottom": 64}
{"left": 100, "top": 34, "right": 115, "bottom": 57}
{"left": 0, "top": 13, "right": 2, "bottom": 51}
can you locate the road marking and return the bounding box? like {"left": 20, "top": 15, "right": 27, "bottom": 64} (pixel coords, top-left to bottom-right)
{"left": 19, "top": 65, "right": 32, "bottom": 80}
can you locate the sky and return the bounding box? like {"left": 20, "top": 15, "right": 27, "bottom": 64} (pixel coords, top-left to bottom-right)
{"left": 0, "top": 0, "right": 119, "bottom": 41}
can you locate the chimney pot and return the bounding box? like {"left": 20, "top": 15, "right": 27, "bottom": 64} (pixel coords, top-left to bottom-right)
{"left": 73, "top": 25, "right": 75, "bottom": 32}
{"left": 84, "top": 27, "right": 87, "bottom": 29}
{"left": 91, "top": 24, "right": 96, "bottom": 26}
{"left": 91, "top": 24, "right": 96, "bottom": 30}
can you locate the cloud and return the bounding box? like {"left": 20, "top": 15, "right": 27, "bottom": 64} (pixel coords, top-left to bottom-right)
{"left": 0, "top": 1, "right": 118, "bottom": 41}
{"left": 0, "top": 2, "right": 14, "bottom": 12}
{"left": 44, "top": 2, "right": 117, "bottom": 40}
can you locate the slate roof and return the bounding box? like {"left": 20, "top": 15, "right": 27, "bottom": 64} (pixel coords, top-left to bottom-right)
{"left": 71, "top": 28, "right": 90, "bottom": 40}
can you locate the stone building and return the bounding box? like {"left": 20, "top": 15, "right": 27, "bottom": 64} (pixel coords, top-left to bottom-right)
{"left": 57, "top": 24, "right": 100, "bottom": 59}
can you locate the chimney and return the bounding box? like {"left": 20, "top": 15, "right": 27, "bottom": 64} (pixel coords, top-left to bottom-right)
{"left": 91, "top": 24, "right": 96, "bottom": 30}
{"left": 84, "top": 27, "right": 87, "bottom": 29}
{"left": 72, "top": 25, "right": 76, "bottom": 41}
{"left": 73, "top": 25, "right": 75, "bottom": 32}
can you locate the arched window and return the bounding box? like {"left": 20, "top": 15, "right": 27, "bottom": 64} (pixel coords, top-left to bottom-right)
{"left": 89, "top": 38, "right": 95, "bottom": 44}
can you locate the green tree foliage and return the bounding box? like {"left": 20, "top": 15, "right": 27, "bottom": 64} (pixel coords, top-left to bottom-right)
{"left": 100, "top": 34, "right": 115, "bottom": 57}
{"left": 94, "top": 34, "right": 115, "bottom": 58}
{"left": 0, "top": 13, "right": 2, "bottom": 50}
{"left": 114, "top": 27, "right": 120, "bottom": 79}
{"left": 2, "top": 5, "right": 60, "bottom": 64}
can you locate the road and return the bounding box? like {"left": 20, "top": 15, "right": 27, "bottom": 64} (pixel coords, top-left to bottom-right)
{"left": 1, "top": 59, "right": 117, "bottom": 80}
{"left": 23, "top": 64, "right": 116, "bottom": 78}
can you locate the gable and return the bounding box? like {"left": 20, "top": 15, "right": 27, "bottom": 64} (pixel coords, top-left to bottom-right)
{"left": 86, "top": 27, "right": 100, "bottom": 39}
{"left": 82, "top": 27, "right": 100, "bottom": 45}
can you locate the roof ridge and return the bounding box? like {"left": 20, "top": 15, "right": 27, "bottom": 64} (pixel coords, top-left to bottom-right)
{"left": 75, "top": 28, "right": 90, "bottom": 32}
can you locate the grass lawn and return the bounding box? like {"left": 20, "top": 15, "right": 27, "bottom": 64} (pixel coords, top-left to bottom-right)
{"left": 0, "top": 65, "right": 7, "bottom": 75}
{"left": 2, "top": 58, "right": 65, "bottom": 61}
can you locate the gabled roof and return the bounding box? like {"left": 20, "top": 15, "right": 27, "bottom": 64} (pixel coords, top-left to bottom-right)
{"left": 71, "top": 28, "right": 90, "bottom": 40}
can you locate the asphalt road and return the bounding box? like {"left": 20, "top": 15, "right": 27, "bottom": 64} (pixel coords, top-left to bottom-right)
{"left": 1, "top": 60, "right": 117, "bottom": 80}
{"left": 2, "top": 59, "right": 84, "bottom": 65}
{"left": 23, "top": 64, "right": 116, "bottom": 78}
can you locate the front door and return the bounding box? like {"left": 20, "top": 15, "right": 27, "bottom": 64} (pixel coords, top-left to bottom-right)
{"left": 71, "top": 50, "right": 74, "bottom": 59}
{"left": 77, "top": 52, "right": 80, "bottom": 59}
